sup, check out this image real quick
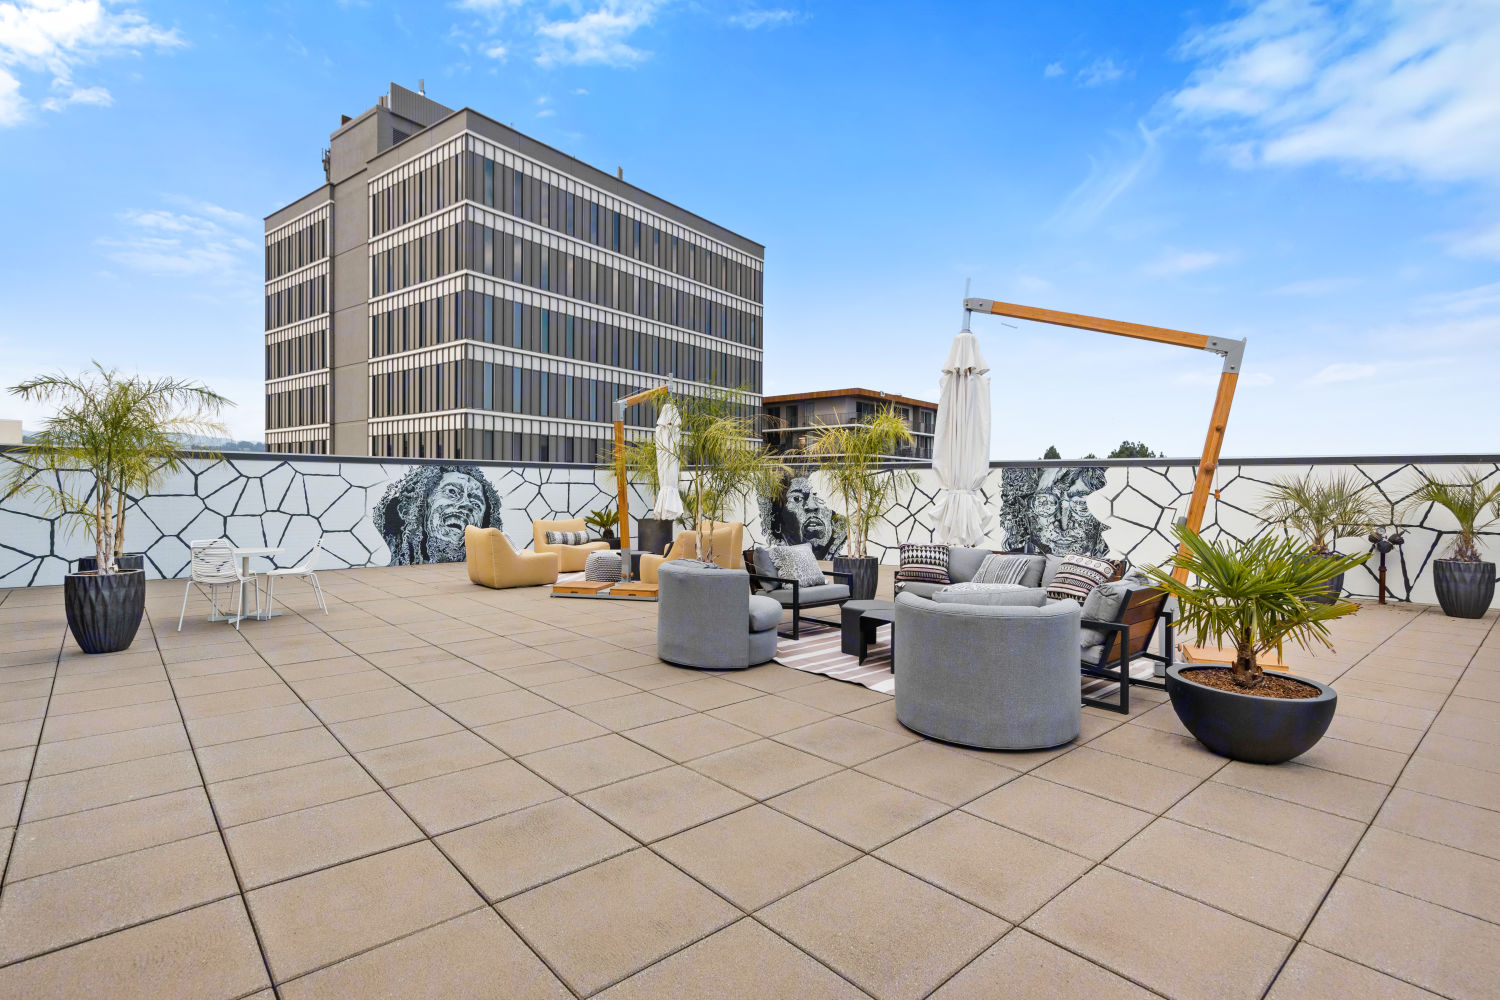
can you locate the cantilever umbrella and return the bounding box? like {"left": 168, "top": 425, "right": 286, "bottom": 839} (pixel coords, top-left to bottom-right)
{"left": 649, "top": 400, "right": 684, "bottom": 522}
{"left": 932, "top": 324, "right": 996, "bottom": 546}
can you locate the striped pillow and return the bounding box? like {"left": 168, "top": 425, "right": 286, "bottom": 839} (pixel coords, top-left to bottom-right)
{"left": 971, "top": 553, "right": 1031, "bottom": 586}
{"left": 1046, "top": 553, "right": 1115, "bottom": 603}
{"left": 545, "top": 529, "right": 588, "bottom": 546}
{"left": 895, "top": 543, "right": 950, "bottom": 584}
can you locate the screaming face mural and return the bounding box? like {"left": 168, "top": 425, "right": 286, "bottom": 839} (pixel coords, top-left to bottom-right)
{"left": 374, "top": 464, "right": 504, "bottom": 565}
{"left": 998, "top": 466, "right": 1109, "bottom": 557}
{"left": 757, "top": 474, "right": 848, "bottom": 559}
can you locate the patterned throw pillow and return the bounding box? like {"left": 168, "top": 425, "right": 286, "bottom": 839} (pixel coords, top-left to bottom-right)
{"left": 971, "top": 553, "right": 1031, "bottom": 586}
{"left": 546, "top": 530, "right": 588, "bottom": 546}
{"left": 772, "top": 543, "right": 826, "bottom": 587}
{"left": 941, "top": 581, "right": 1027, "bottom": 593}
{"left": 1046, "top": 553, "right": 1116, "bottom": 603}
{"left": 895, "top": 543, "right": 950, "bottom": 584}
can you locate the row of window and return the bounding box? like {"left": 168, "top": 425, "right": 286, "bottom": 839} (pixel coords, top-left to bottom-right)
{"left": 265, "top": 329, "right": 328, "bottom": 380}
{"left": 369, "top": 151, "right": 760, "bottom": 303}
{"left": 369, "top": 292, "right": 762, "bottom": 392}
{"left": 370, "top": 221, "right": 760, "bottom": 348}
{"left": 267, "top": 439, "right": 330, "bottom": 455}
{"left": 266, "top": 384, "right": 328, "bottom": 430}
{"left": 265, "top": 275, "right": 327, "bottom": 332}
{"left": 265, "top": 218, "right": 328, "bottom": 280}
{"left": 373, "top": 429, "right": 618, "bottom": 464}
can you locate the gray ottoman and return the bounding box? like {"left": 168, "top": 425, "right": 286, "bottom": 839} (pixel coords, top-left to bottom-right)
{"left": 584, "top": 550, "right": 622, "bottom": 583}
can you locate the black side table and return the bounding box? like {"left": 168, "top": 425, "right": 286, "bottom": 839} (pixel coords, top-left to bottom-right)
{"left": 841, "top": 600, "right": 893, "bottom": 658}
{"left": 859, "top": 607, "right": 896, "bottom": 666}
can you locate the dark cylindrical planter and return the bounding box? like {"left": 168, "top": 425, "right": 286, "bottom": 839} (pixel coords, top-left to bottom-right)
{"left": 636, "top": 517, "right": 675, "bottom": 555}
{"left": 833, "top": 555, "right": 879, "bottom": 601}
{"left": 1432, "top": 559, "right": 1496, "bottom": 619}
{"left": 64, "top": 570, "right": 145, "bottom": 654}
{"left": 1304, "top": 552, "right": 1343, "bottom": 605}
{"left": 76, "top": 553, "right": 146, "bottom": 574}
{"left": 1165, "top": 664, "right": 1336, "bottom": 765}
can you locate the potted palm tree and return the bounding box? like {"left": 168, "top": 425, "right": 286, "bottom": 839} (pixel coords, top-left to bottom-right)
{"left": 4, "top": 366, "right": 230, "bottom": 653}
{"left": 803, "top": 406, "right": 915, "bottom": 600}
{"left": 1258, "top": 471, "right": 1385, "bottom": 602}
{"left": 583, "top": 504, "right": 619, "bottom": 544}
{"left": 1401, "top": 469, "right": 1500, "bottom": 618}
{"left": 677, "top": 389, "right": 787, "bottom": 566}
{"left": 1146, "top": 525, "right": 1368, "bottom": 764}
{"left": 610, "top": 435, "right": 677, "bottom": 555}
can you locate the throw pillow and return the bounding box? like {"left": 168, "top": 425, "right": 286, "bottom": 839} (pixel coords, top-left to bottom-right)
{"left": 1046, "top": 553, "right": 1115, "bottom": 603}
{"left": 971, "top": 553, "right": 1031, "bottom": 586}
{"left": 749, "top": 545, "right": 779, "bottom": 591}
{"left": 545, "top": 529, "right": 588, "bottom": 546}
{"left": 941, "top": 581, "right": 1027, "bottom": 593}
{"left": 1080, "top": 581, "right": 1131, "bottom": 647}
{"left": 773, "top": 543, "right": 826, "bottom": 587}
{"left": 895, "top": 543, "right": 950, "bottom": 584}
{"left": 933, "top": 587, "right": 1048, "bottom": 608}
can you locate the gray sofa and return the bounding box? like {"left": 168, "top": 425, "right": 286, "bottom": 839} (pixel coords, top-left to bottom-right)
{"left": 894, "top": 547, "right": 1062, "bottom": 600}
{"left": 893, "top": 591, "right": 1082, "bottom": 749}
{"left": 658, "top": 561, "right": 780, "bottom": 669}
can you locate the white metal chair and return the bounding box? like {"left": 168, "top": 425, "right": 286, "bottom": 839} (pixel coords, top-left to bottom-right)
{"left": 178, "top": 539, "right": 261, "bottom": 630}
{"left": 262, "top": 537, "right": 327, "bottom": 616}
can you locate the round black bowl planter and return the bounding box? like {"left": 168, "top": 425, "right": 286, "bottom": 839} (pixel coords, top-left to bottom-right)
{"left": 64, "top": 569, "right": 145, "bottom": 654}
{"left": 1165, "top": 664, "right": 1337, "bottom": 765}
{"left": 833, "top": 555, "right": 879, "bottom": 601}
{"left": 1432, "top": 559, "right": 1495, "bottom": 619}
{"left": 76, "top": 553, "right": 146, "bottom": 574}
{"left": 636, "top": 517, "right": 675, "bottom": 556}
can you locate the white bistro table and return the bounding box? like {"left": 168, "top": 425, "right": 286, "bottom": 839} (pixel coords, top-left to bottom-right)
{"left": 210, "top": 546, "right": 283, "bottom": 623}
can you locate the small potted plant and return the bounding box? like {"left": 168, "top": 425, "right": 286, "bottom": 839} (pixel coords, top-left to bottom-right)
{"left": 583, "top": 505, "right": 619, "bottom": 544}
{"left": 1146, "top": 525, "right": 1368, "bottom": 764}
{"left": 1258, "top": 471, "right": 1385, "bottom": 602}
{"left": 1400, "top": 469, "right": 1499, "bottom": 618}
{"left": 4, "top": 366, "right": 229, "bottom": 653}
{"left": 803, "top": 406, "right": 915, "bottom": 600}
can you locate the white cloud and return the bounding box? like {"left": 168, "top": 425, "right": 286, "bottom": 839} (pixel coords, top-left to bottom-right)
{"left": 0, "top": 0, "right": 182, "bottom": 126}
{"left": 1077, "top": 56, "right": 1126, "bottom": 87}
{"left": 1043, "top": 61, "right": 1064, "bottom": 78}
{"left": 98, "top": 199, "right": 257, "bottom": 281}
{"left": 535, "top": 1, "right": 659, "bottom": 67}
{"left": 1270, "top": 276, "right": 1361, "bottom": 296}
{"left": 1444, "top": 217, "right": 1500, "bottom": 261}
{"left": 1050, "top": 121, "right": 1160, "bottom": 230}
{"left": 482, "top": 41, "right": 507, "bottom": 59}
{"left": 1307, "top": 362, "right": 1377, "bottom": 385}
{"left": 536, "top": 107, "right": 554, "bottom": 117}
{"left": 728, "top": 7, "right": 802, "bottom": 29}
{"left": 573, "top": 86, "right": 588, "bottom": 94}
{"left": 1143, "top": 249, "right": 1226, "bottom": 277}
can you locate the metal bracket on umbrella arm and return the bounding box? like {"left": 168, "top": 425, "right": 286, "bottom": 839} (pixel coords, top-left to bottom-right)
{"left": 962, "top": 297, "right": 1247, "bottom": 582}
{"left": 613, "top": 377, "right": 673, "bottom": 549}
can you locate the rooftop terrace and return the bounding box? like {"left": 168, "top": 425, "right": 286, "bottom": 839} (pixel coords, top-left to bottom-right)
{"left": 0, "top": 567, "right": 1497, "bottom": 999}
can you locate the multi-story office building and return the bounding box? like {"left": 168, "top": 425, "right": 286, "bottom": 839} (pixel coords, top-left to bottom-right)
{"left": 264, "top": 83, "right": 764, "bottom": 459}
{"left": 762, "top": 388, "right": 937, "bottom": 461}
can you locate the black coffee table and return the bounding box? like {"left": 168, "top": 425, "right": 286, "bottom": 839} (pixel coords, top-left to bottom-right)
{"left": 841, "top": 600, "right": 895, "bottom": 664}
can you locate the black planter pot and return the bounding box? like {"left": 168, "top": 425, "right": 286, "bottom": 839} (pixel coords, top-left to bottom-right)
{"left": 636, "top": 517, "right": 675, "bottom": 555}
{"left": 833, "top": 555, "right": 879, "bottom": 601}
{"left": 76, "top": 553, "right": 146, "bottom": 574}
{"left": 64, "top": 569, "right": 145, "bottom": 654}
{"left": 1304, "top": 552, "right": 1344, "bottom": 605}
{"left": 1165, "top": 664, "right": 1337, "bottom": 765}
{"left": 1432, "top": 559, "right": 1496, "bottom": 619}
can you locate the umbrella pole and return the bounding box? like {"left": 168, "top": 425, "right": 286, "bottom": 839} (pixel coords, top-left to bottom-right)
{"left": 614, "top": 413, "right": 630, "bottom": 549}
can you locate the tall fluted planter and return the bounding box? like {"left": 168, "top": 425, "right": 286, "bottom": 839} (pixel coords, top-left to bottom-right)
{"left": 64, "top": 569, "right": 145, "bottom": 653}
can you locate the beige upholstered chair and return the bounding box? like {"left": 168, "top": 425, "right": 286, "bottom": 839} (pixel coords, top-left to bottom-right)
{"left": 466, "top": 527, "right": 559, "bottom": 589}
{"left": 640, "top": 521, "right": 745, "bottom": 583}
{"left": 531, "top": 517, "right": 609, "bottom": 572}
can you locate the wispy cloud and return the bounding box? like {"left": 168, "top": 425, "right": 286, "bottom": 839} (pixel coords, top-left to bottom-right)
{"left": 1043, "top": 61, "right": 1063, "bottom": 78}
{"left": 1142, "top": 249, "right": 1226, "bottom": 277}
{"left": 0, "top": 0, "right": 183, "bottom": 127}
{"left": 1270, "top": 276, "right": 1361, "bottom": 296}
{"left": 98, "top": 198, "right": 257, "bottom": 282}
{"left": 1050, "top": 121, "right": 1160, "bottom": 230}
{"left": 1444, "top": 217, "right": 1500, "bottom": 262}
{"left": 1077, "top": 57, "right": 1126, "bottom": 87}
{"left": 1307, "top": 362, "right": 1377, "bottom": 385}
{"left": 535, "top": 1, "right": 660, "bottom": 67}
{"left": 728, "top": 7, "right": 803, "bottom": 29}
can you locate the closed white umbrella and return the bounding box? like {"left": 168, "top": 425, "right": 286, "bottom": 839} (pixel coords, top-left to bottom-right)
{"left": 650, "top": 400, "right": 684, "bottom": 521}
{"left": 932, "top": 326, "right": 996, "bottom": 546}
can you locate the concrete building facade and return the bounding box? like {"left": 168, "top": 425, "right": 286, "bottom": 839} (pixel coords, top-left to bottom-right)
{"left": 264, "top": 83, "right": 765, "bottom": 459}
{"left": 762, "top": 388, "right": 937, "bottom": 461}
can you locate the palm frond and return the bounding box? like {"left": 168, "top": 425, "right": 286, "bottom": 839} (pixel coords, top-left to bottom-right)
{"left": 1257, "top": 471, "right": 1387, "bottom": 553}
{"left": 1399, "top": 468, "right": 1500, "bottom": 562}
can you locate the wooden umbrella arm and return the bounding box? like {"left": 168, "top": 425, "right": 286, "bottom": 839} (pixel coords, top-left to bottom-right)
{"left": 613, "top": 383, "right": 670, "bottom": 551}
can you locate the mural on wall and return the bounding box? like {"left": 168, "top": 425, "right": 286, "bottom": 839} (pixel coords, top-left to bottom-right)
{"left": 756, "top": 474, "right": 848, "bottom": 559}
{"left": 997, "top": 466, "right": 1110, "bottom": 556}
{"left": 374, "top": 464, "right": 504, "bottom": 565}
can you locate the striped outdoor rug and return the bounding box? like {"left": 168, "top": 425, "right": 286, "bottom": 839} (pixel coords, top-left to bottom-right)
{"left": 774, "top": 622, "right": 1158, "bottom": 700}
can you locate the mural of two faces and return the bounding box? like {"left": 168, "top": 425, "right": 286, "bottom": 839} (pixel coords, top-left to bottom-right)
{"left": 374, "top": 464, "right": 504, "bottom": 565}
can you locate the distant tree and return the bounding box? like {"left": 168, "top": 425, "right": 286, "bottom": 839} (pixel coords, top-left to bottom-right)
{"left": 1082, "top": 453, "right": 1097, "bottom": 460}
{"left": 1108, "top": 440, "right": 1157, "bottom": 459}
{"left": 1042, "top": 445, "right": 1061, "bottom": 460}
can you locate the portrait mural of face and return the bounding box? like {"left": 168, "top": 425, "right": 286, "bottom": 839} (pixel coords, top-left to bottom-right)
{"left": 998, "top": 466, "right": 1109, "bottom": 557}
{"left": 373, "top": 464, "right": 504, "bottom": 565}
{"left": 757, "top": 474, "right": 848, "bottom": 559}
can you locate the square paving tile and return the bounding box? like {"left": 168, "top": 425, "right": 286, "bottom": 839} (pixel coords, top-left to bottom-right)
{"left": 356, "top": 730, "right": 506, "bottom": 787}
{"left": 475, "top": 708, "right": 607, "bottom": 755}
{"left": 224, "top": 791, "right": 423, "bottom": 889}
{"left": 1025, "top": 867, "right": 1293, "bottom": 1000}
{"left": 389, "top": 760, "right": 560, "bottom": 835}
{"left": 780, "top": 678, "right": 891, "bottom": 714}
{"left": 246, "top": 842, "right": 483, "bottom": 984}
{"left": 1032, "top": 747, "right": 1202, "bottom": 814}
{"left": 776, "top": 716, "right": 918, "bottom": 766}
{"left": 187, "top": 703, "right": 321, "bottom": 747}
{"left": 1165, "top": 781, "right": 1366, "bottom": 870}
{"left": 19, "top": 750, "right": 201, "bottom": 823}
{"left": 531, "top": 674, "right": 640, "bottom": 706}
{"left": 573, "top": 691, "right": 694, "bottom": 730}
{"left": 876, "top": 810, "right": 1092, "bottom": 923}
{"left": 329, "top": 707, "right": 461, "bottom": 752}
{"left": 577, "top": 765, "right": 751, "bottom": 842}
{"left": 1087, "top": 724, "right": 1227, "bottom": 778}
{"left": 1215, "top": 761, "right": 1389, "bottom": 822}
{"left": 6, "top": 786, "right": 217, "bottom": 881}
{"left": 687, "top": 738, "right": 843, "bottom": 799}
{"left": 498, "top": 848, "right": 738, "bottom": 996}
{"left": 437, "top": 797, "right": 636, "bottom": 901}
{"left": 29, "top": 722, "right": 189, "bottom": 777}
{"left": 1375, "top": 787, "right": 1500, "bottom": 861}
{"left": 1266, "top": 944, "right": 1445, "bottom": 1000}
{"left": 1397, "top": 756, "right": 1500, "bottom": 811}
{"left": 653, "top": 804, "right": 858, "bottom": 910}
{"left": 442, "top": 689, "right": 557, "bottom": 728}
{"left": 1345, "top": 826, "right": 1500, "bottom": 924}
{"left": 707, "top": 694, "right": 832, "bottom": 735}
{"left": 769, "top": 770, "right": 948, "bottom": 851}
{"left": 760, "top": 856, "right": 1006, "bottom": 1000}
{"left": 931, "top": 928, "right": 1156, "bottom": 1000}
{"left": 595, "top": 917, "right": 869, "bottom": 1000}
{"left": 307, "top": 687, "right": 426, "bottom": 725}
{"left": 963, "top": 775, "right": 1155, "bottom": 861}
{"left": 649, "top": 676, "right": 762, "bottom": 709}
{"left": 209, "top": 756, "right": 376, "bottom": 827}
{"left": 856, "top": 741, "right": 1018, "bottom": 805}
{"left": 519, "top": 734, "right": 672, "bottom": 793}
{"left": 623, "top": 713, "right": 759, "bottom": 762}
{"left": 195, "top": 727, "right": 346, "bottom": 783}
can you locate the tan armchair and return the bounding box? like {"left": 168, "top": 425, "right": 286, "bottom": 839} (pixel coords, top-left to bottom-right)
{"left": 640, "top": 521, "right": 745, "bottom": 583}
{"left": 465, "top": 527, "right": 559, "bottom": 589}
{"left": 532, "top": 517, "right": 609, "bottom": 572}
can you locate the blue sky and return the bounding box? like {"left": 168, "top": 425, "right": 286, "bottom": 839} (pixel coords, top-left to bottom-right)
{"left": 1, "top": 0, "right": 1497, "bottom": 459}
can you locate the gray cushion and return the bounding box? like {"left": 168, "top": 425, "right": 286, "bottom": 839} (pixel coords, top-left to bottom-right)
{"left": 749, "top": 546, "right": 778, "bottom": 592}
{"left": 894, "top": 580, "right": 945, "bottom": 599}
{"left": 748, "top": 595, "right": 782, "bottom": 632}
{"left": 1040, "top": 554, "right": 1066, "bottom": 588}
{"left": 768, "top": 583, "right": 850, "bottom": 606}
{"left": 945, "top": 546, "right": 990, "bottom": 583}
{"left": 971, "top": 553, "right": 1031, "bottom": 586}
{"left": 933, "top": 586, "right": 1048, "bottom": 608}
{"left": 1080, "top": 581, "right": 1130, "bottom": 646}
{"left": 1015, "top": 555, "right": 1047, "bottom": 588}
{"left": 1081, "top": 642, "right": 1107, "bottom": 665}
{"left": 773, "top": 542, "right": 825, "bottom": 587}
